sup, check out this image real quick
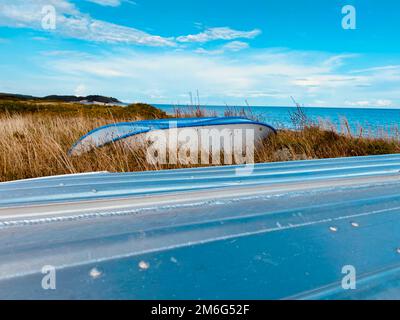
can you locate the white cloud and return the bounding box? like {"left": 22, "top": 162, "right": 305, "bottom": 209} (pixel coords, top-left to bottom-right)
{"left": 195, "top": 41, "right": 249, "bottom": 55}
{"left": 58, "top": 17, "right": 175, "bottom": 46}
{"left": 376, "top": 99, "right": 393, "bottom": 107}
{"left": 0, "top": 0, "right": 175, "bottom": 46}
{"left": 31, "top": 36, "right": 49, "bottom": 41}
{"left": 345, "top": 100, "right": 371, "bottom": 107}
{"left": 0, "top": 1, "right": 262, "bottom": 49}
{"left": 177, "top": 27, "right": 261, "bottom": 43}
{"left": 345, "top": 99, "right": 393, "bottom": 107}
{"left": 222, "top": 41, "right": 250, "bottom": 52}
{"left": 293, "top": 74, "right": 367, "bottom": 88}
{"left": 41, "top": 48, "right": 400, "bottom": 106}
{"left": 74, "top": 84, "right": 87, "bottom": 96}
{"left": 86, "top": 0, "right": 121, "bottom": 6}
{"left": 321, "top": 54, "right": 359, "bottom": 69}
{"left": 293, "top": 79, "right": 321, "bottom": 87}
{"left": 85, "top": 0, "right": 136, "bottom": 7}
{"left": 351, "top": 65, "right": 400, "bottom": 74}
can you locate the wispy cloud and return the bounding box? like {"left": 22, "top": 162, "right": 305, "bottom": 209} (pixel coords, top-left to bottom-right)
{"left": 74, "top": 83, "right": 87, "bottom": 96}
{"left": 177, "top": 27, "right": 261, "bottom": 43}
{"left": 85, "top": 0, "right": 136, "bottom": 7}
{"left": 345, "top": 99, "right": 393, "bottom": 107}
{"left": 0, "top": 0, "right": 175, "bottom": 46}
{"left": 351, "top": 65, "right": 400, "bottom": 74}
{"left": 86, "top": 0, "right": 122, "bottom": 6}
{"left": 222, "top": 41, "right": 250, "bottom": 52}
{"left": 37, "top": 47, "right": 399, "bottom": 106}
{"left": 195, "top": 41, "right": 250, "bottom": 55}
{"left": 0, "top": 1, "right": 261, "bottom": 48}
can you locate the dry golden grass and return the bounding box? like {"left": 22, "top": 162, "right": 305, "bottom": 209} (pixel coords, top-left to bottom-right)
{"left": 0, "top": 113, "right": 185, "bottom": 182}
{"left": 255, "top": 126, "right": 400, "bottom": 163}
{"left": 0, "top": 102, "right": 399, "bottom": 182}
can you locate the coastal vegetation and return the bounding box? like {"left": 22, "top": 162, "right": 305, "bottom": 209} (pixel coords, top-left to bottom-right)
{"left": 0, "top": 99, "right": 167, "bottom": 119}
{"left": 0, "top": 98, "right": 399, "bottom": 182}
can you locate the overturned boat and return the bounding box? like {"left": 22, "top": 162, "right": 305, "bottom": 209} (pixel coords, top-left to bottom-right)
{"left": 69, "top": 117, "right": 277, "bottom": 160}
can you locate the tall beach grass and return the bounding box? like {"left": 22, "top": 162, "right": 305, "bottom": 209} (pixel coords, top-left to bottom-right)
{"left": 0, "top": 100, "right": 399, "bottom": 182}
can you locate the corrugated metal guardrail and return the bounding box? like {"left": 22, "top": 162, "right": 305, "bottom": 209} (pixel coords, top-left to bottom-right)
{"left": 0, "top": 154, "right": 400, "bottom": 299}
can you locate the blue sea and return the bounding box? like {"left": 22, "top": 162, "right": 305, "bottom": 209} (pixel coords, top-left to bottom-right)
{"left": 155, "top": 104, "right": 400, "bottom": 138}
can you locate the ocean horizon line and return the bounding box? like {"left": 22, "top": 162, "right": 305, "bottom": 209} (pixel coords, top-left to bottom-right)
{"left": 149, "top": 103, "right": 400, "bottom": 111}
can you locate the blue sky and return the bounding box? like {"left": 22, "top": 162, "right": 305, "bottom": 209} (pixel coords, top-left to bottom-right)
{"left": 0, "top": 0, "right": 399, "bottom": 107}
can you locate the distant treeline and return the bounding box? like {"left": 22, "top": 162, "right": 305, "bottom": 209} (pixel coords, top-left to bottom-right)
{"left": 0, "top": 99, "right": 167, "bottom": 120}
{"left": 0, "top": 92, "right": 121, "bottom": 104}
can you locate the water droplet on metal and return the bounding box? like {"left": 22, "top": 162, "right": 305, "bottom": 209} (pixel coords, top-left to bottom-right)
{"left": 329, "top": 226, "right": 338, "bottom": 232}
{"left": 138, "top": 260, "right": 150, "bottom": 270}
{"left": 89, "top": 267, "right": 102, "bottom": 279}
{"left": 351, "top": 222, "right": 359, "bottom": 227}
